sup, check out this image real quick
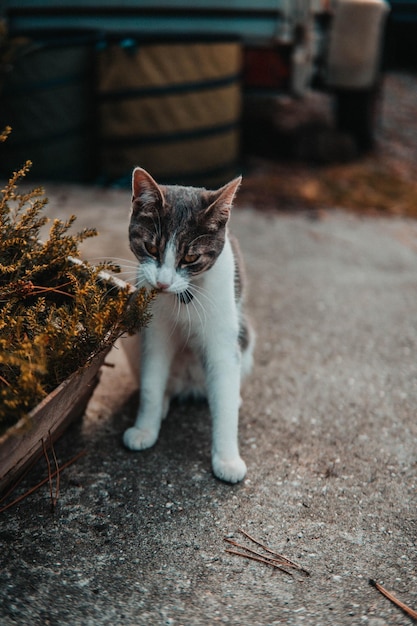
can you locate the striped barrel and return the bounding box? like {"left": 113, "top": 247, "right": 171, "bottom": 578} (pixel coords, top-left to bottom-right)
{"left": 0, "top": 33, "right": 96, "bottom": 182}
{"left": 97, "top": 38, "right": 242, "bottom": 187}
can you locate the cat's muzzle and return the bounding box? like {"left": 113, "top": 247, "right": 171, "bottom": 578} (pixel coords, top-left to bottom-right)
{"left": 177, "top": 291, "right": 194, "bottom": 304}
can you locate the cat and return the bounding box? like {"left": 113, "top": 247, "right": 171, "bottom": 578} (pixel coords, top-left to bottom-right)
{"left": 123, "top": 167, "right": 255, "bottom": 483}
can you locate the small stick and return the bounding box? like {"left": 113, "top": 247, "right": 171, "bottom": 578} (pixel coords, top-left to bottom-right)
{"left": 224, "top": 537, "right": 288, "bottom": 565}
{"left": 369, "top": 579, "right": 417, "bottom": 621}
{"left": 42, "top": 438, "right": 54, "bottom": 507}
{"left": 0, "top": 457, "right": 39, "bottom": 505}
{"left": 30, "top": 281, "right": 75, "bottom": 298}
{"left": 239, "top": 527, "right": 298, "bottom": 564}
{"left": 238, "top": 528, "right": 310, "bottom": 576}
{"left": 225, "top": 548, "right": 294, "bottom": 577}
{"left": 224, "top": 537, "right": 300, "bottom": 571}
{"left": 0, "top": 450, "right": 87, "bottom": 514}
{"left": 49, "top": 431, "right": 60, "bottom": 507}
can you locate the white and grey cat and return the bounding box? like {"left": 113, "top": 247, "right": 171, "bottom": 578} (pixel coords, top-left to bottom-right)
{"left": 123, "top": 167, "right": 254, "bottom": 483}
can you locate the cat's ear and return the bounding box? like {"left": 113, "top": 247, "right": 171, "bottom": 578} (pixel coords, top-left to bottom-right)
{"left": 132, "top": 167, "right": 164, "bottom": 212}
{"left": 204, "top": 176, "right": 242, "bottom": 228}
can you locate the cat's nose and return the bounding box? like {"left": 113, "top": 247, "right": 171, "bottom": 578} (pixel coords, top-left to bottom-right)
{"left": 156, "top": 281, "right": 170, "bottom": 291}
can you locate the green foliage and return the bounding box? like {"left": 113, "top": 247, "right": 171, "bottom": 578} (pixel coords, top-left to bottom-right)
{"left": 0, "top": 128, "right": 153, "bottom": 434}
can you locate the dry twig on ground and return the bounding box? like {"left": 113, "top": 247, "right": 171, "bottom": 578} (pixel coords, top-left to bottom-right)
{"left": 0, "top": 449, "right": 86, "bottom": 513}
{"left": 42, "top": 433, "right": 61, "bottom": 509}
{"left": 225, "top": 528, "right": 310, "bottom": 578}
{"left": 369, "top": 579, "right": 417, "bottom": 621}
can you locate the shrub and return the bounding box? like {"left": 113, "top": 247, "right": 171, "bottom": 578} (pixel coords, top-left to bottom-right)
{"left": 0, "top": 127, "right": 153, "bottom": 434}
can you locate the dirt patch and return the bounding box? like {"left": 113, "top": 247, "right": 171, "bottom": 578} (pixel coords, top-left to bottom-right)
{"left": 239, "top": 72, "right": 417, "bottom": 218}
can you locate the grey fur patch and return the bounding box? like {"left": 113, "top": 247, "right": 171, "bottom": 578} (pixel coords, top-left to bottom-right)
{"left": 129, "top": 169, "right": 240, "bottom": 279}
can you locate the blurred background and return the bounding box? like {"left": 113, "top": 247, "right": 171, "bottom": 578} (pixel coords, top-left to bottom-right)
{"left": 0, "top": 0, "right": 416, "bottom": 216}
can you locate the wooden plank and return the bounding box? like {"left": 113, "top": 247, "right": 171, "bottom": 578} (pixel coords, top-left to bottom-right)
{"left": 0, "top": 347, "right": 110, "bottom": 495}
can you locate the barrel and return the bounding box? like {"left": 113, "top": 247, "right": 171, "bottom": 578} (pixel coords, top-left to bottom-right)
{"left": 0, "top": 32, "right": 96, "bottom": 182}
{"left": 96, "top": 37, "right": 242, "bottom": 187}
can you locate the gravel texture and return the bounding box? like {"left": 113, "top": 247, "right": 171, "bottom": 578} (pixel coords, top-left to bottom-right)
{"left": 1, "top": 72, "right": 417, "bottom": 626}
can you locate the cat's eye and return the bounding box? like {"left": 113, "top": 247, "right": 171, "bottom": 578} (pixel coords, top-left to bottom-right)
{"left": 145, "top": 242, "right": 158, "bottom": 257}
{"left": 183, "top": 253, "right": 199, "bottom": 264}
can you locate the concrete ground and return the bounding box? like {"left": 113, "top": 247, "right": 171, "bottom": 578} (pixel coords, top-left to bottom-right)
{"left": 0, "top": 180, "right": 416, "bottom": 625}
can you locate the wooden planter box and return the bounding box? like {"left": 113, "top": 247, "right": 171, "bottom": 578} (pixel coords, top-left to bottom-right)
{"left": 97, "top": 38, "right": 241, "bottom": 187}
{"left": 0, "top": 267, "right": 138, "bottom": 496}
{"left": 0, "top": 345, "right": 111, "bottom": 495}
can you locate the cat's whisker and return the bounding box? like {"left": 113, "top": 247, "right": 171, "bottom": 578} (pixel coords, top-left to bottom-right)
{"left": 97, "top": 280, "right": 123, "bottom": 298}
{"left": 162, "top": 290, "right": 180, "bottom": 339}
{"left": 86, "top": 257, "right": 140, "bottom": 289}
{"left": 89, "top": 256, "right": 138, "bottom": 268}
{"left": 111, "top": 265, "right": 138, "bottom": 273}
{"left": 189, "top": 283, "right": 218, "bottom": 312}
{"left": 183, "top": 291, "right": 193, "bottom": 345}
{"left": 134, "top": 276, "right": 147, "bottom": 290}
{"left": 134, "top": 267, "right": 147, "bottom": 286}
{"left": 118, "top": 278, "right": 138, "bottom": 288}
{"left": 188, "top": 289, "right": 207, "bottom": 332}
{"left": 113, "top": 265, "right": 137, "bottom": 274}
{"left": 100, "top": 273, "right": 136, "bottom": 289}
{"left": 195, "top": 289, "right": 209, "bottom": 317}
{"left": 184, "top": 284, "right": 208, "bottom": 322}
{"left": 169, "top": 293, "right": 182, "bottom": 339}
{"left": 189, "top": 282, "right": 211, "bottom": 300}
{"left": 116, "top": 271, "right": 139, "bottom": 283}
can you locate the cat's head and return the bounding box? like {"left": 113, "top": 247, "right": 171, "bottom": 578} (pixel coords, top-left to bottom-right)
{"left": 129, "top": 167, "right": 241, "bottom": 302}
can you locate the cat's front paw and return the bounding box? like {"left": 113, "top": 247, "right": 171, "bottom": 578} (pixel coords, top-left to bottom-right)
{"left": 212, "top": 454, "right": 247, "bottom": 484}
{"left": 123, "top": 426, "right": 158, "bottom": 451}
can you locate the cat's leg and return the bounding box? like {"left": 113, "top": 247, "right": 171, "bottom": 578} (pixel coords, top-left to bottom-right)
{"left": 205, "top": 339, "right": 247, "bottom": 484}
{"left": 123, "top": 324, "right": 174, "bottom": 450}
